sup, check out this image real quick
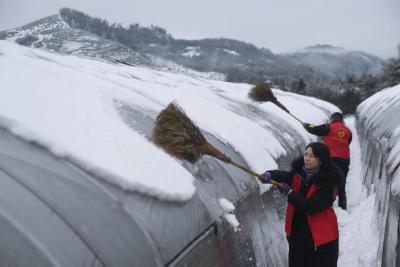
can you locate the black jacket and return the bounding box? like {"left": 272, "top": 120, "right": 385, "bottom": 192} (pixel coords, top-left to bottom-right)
{"left": 269, "top": 158, "right": 343, "bottom": 266}
{"left": 269, "top": 157, "right": 343, "bottom": 215}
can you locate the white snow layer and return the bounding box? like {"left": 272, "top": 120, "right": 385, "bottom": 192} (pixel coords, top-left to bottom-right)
{"left": 357, "top": 84, "right": 400, "bottom": 196}
{"left": 0, "top": 40, "right": 337, "bottom": 201}
{"left": 219, "top": 198, "right": 235, "bottom": 212}
{"left": 219, "top": 198, "right": 239, "bottom": 231}
{"left": 223, "top": 213, "right": 240, "bottom": 232}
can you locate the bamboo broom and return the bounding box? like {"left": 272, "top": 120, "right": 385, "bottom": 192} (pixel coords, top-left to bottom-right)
{"left": 152, "top": 103, "right": 281, "bottom": 187}
{"left": 248, "top": 82, "right": 303, "bottom": 123}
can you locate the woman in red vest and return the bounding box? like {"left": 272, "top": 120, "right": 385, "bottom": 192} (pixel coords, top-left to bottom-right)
{"left": 303, "top": 112, "right": 352, "bottom": 210}
{"left": 262, "top": 142, "right": 343, "bottom": 267}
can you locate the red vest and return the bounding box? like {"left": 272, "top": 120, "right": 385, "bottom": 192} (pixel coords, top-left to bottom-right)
{"left": 285, "top": 174, "right": 339, "bottom": 247}
{"left": 322, "top": 122, "right": 351, "bottom": 159}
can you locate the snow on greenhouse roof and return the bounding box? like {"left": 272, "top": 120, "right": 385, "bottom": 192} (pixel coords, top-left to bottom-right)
{"left": 357, "top": 83, "right": 400, "bottom": 196}
{"left": 0, "top": 40, "right": 337, "bottom": 201}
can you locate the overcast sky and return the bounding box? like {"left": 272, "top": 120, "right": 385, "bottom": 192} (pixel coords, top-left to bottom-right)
{"left": 1, "top": 0, "right": 399, "bottom": 58}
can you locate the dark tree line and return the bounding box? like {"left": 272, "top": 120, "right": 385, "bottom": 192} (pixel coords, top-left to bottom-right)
{"left": 268, "top": 53, "right": 400, "bottom": 115}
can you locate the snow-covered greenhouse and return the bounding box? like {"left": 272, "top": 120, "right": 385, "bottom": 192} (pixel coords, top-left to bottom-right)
{"left": 0, "top": 40, "right": 399, "bottom": 266}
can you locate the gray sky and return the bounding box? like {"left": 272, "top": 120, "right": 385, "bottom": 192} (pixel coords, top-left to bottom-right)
{"left": 1, "top": 0, "right": 399, "bottom": 58}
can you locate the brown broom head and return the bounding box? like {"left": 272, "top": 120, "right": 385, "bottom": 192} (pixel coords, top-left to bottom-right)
{"left": 248, "top": 82, "right": 277, "bottom": 103}
{"left": 248, "top": 82, "right": 291, "bottom": 114}
{"left": 152, "top": 103, "right": 231, "bottom": 163}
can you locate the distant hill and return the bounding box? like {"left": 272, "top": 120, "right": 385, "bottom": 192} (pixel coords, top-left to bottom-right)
{"left": 285, "top": 44, "right": 384, "bottom": 78}
{"left": 0, "top": 13, "right": 150, "bottom": 66}
{"left": 0, "top": 8, "right": 385, "bottom": 83}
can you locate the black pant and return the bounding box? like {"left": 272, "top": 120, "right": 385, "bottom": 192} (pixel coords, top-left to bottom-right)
{"left": 289, "top": 237, "right": 339, "bottom": 267}
{"left": 332, "top": 158, "right": 349, "bottom": 209}
{"left": 313, "top": 239, "right": 339, "bottom": 267}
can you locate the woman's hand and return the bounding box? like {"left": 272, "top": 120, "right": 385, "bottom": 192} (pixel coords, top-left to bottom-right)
{"left": 261, "top": 171, "right": 271, "bottom": 183}
{"left": 278, "top": 183, "right": 293, "bottom": 195}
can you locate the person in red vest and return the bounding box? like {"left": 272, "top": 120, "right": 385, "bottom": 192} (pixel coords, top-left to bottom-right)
{"left": 261, "top": 142, "right": 343, "bottom": 267}
{"left": 302, "top": 112, "right": 352, "bottom": 210}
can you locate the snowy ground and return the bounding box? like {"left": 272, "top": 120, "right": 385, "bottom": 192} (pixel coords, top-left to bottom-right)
{"left": 336, "top": 117, "right": 379, "bottom": 267}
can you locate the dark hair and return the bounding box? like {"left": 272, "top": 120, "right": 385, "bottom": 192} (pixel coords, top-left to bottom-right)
{"left": 330, "top": 112, "right": 343, "bottom": 122}
{"left": 306, "top": 142, "right": 332, "bottom": 171}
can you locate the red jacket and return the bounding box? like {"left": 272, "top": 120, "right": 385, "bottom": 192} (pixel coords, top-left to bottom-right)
{"left": 285, "top": 174, "right": 339, "bottom": 247}
{"left": 322, "top": 121, "right": 351, "bottom": 159}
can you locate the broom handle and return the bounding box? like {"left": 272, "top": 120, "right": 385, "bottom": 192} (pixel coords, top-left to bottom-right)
{"left": 273, "top": 100, "right": 303, "bottom": 124}
{"left": 203, "top": 143, "right": 282, "bottom": 187}
{"left": 228, "top": 160, "right": 282, "bottom": 187}
{"left": 287, "top": 113, "right": 303, "bottom": 124}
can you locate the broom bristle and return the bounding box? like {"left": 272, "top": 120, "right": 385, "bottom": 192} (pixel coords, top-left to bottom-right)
{"left": 248, "top": 82, "right": 292, "bottom": 114}
{"left": 152, "top": 103, "right": 207, "bottom": 163}
{"left": 248, "top": 82, "right": 277, "bottom": 102}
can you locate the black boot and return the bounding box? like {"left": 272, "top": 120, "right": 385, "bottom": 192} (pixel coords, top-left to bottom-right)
{"left": 338, "top": 199, "right": 347, "bottom": 210}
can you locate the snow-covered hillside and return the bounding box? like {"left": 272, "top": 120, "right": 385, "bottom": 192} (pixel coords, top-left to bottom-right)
{"left": 0, "top": 14, "right": 149, "bottom": 66}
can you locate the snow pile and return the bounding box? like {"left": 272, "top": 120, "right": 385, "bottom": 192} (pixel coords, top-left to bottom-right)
{"left": 219, "top": 198, "right": 240, "bottom": 231}
{"left": 219, "top": 198, "right": 235, "bottom": 213}
{"left": 0, "top": 40, "right": 336, "bottom": 202}
{"left": 356, "top": 84, "right": 400, "bottom": 196}
{"left": 223, "top": 214, "right": 240, "bottom": 232}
